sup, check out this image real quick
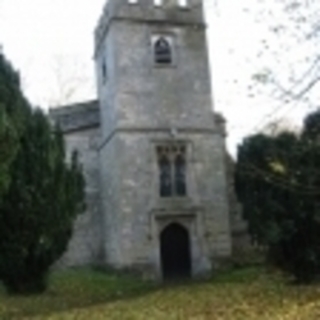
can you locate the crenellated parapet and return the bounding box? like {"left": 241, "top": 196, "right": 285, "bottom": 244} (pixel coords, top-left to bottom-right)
{"left": 94, "top": 0, "right": 204, "bottom": 56}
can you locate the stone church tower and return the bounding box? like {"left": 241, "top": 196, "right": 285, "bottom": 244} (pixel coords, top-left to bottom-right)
{"left": 51, "top": 0, "right": 232, "bottom": 279}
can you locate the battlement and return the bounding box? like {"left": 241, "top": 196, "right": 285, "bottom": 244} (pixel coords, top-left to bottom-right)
{"left": 95, "top": 0, "right": 204, "bottom": 55}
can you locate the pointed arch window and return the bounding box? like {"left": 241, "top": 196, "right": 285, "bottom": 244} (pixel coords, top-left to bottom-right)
{"left": 175, "top": 153, "right": 187, "bottom": 196}
{"left": 157, "top": 145, "right": 187, "bottom": 197}
{"left": 159, "top": 154, "right": 172, "bottom": 197}
{"left": 154, "top": 37, "right": 172, "bottom": 65}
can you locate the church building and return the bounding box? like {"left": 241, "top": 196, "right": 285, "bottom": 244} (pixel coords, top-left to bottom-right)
{"left": 50, "top": 0, "right": 234, "bottom": 280}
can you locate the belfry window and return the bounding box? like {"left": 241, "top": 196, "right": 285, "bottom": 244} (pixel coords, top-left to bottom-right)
{"left": 154, "top": 37, "right": 172, "bottom": 65}
{"left": 157, "top": 145, "right": 187, "bottom": 197}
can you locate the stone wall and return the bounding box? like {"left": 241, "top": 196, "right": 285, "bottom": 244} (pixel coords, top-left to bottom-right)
{"left": 95, "top": 0, "right": 232, "bottom": 278}
{"left": 49, "top": 101, "right": 250, "bottom": 275}
{"left": 50, "top": 101, "right": 103, "bottom": 267}
{"left": 49, "top": 0, "right": 236, "bottom": 278}
{"left": 98, "top": 125, "right": 232, "bottom": 279}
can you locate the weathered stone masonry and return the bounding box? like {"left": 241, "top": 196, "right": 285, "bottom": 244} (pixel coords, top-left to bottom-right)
{"left": 50, "top": 0, "right": 236, "bottom": 279}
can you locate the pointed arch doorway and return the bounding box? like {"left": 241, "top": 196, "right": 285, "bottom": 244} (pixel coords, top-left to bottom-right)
{"left": 160, "top": 223, "right": 191, "bottom": 280}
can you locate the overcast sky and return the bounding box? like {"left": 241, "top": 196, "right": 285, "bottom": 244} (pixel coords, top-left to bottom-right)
{"left": 0, "top": 0, "right": 318, "bottom": 155}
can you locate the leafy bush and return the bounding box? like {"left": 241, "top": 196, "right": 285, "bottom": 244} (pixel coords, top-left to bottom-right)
{"left": 235, "top": 113, "right": 320, "bottom": 283}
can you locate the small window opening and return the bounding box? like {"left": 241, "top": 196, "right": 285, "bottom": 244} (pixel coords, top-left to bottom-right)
{"left": 154, "top": 37, "right": 172, "bottom": 65}
{"left": 102, "top": 61, "right": 107, "bottom": 83}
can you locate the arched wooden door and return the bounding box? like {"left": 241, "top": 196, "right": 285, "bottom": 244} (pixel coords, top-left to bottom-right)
{"left": 160, "top": 223, "right": 191, "bottom": 279}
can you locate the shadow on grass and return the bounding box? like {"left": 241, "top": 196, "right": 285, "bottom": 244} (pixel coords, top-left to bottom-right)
{"left": 0, "top": 268, "right": 159, "bottom": 319}
{"left": 0, "top": 265, "right": 272, "bottom": 319}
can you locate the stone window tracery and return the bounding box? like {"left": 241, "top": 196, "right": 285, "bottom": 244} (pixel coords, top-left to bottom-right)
{"left": 157, "top": 145, "right": 187, "bottom": 197}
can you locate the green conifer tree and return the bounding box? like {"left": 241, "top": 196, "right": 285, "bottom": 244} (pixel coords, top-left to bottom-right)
{"left": 0, "top": 53, "right": 85, "bottom": 294}
{"left": 0, "top": 53, "right": 29, "bottom": 198}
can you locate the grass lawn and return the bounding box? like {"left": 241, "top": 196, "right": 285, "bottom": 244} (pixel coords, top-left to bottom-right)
{"left": 1, "top": 267, "right": 320, "bottom": 319}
